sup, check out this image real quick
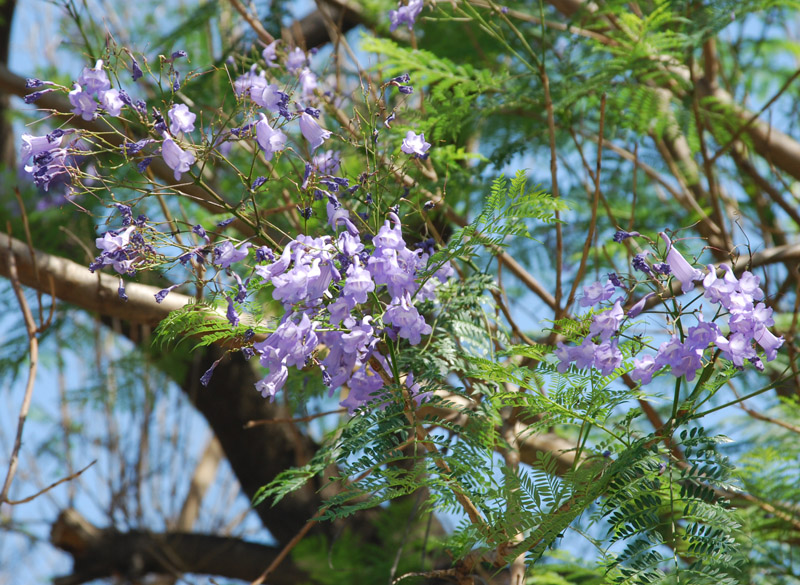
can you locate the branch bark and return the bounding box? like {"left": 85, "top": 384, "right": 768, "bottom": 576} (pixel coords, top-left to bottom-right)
{"left": 50, "top": 508, "right": 309, "bottom": 585}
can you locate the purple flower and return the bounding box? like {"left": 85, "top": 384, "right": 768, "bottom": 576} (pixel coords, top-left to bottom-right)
{"left": 234, "top": 66, "right": 257, "bottom": 96}
{"left": 118, "top": 278, "right": 128, "bottom": 301}
{"left": 264, "top": 313, "right": 318, "bottom": 369}
{"left": 226, "top": 296, "right": 240, "bottom": 328}
{"left": 255, "top": 113, "right": 287, "bottom": 161}
{"left": 571, "top": 338, "right": 597, "bottom": 370}
{"left": 340, "top": 364, "right": 384, "bottom": 412}
{"left": 24, "top": 89, "right": 54, "bottom": 103}
{"left": 655, "top": 336, "right": 703, "bottom": 381}
{"left": 299, "top": 112, "right": 331, "bottom": 152}
{"left": 21, "top": 133, "right": 61, "bottom": 164}
{"left": 123, "top": 139, "right": 154, "bottom": 155}
{"left": 155, "top": 284, "right": 180, "bottom": 303}
{"left": 389, "top": 0, "right": 424, "bottom": 31}
{"left": 686, "top": 318, "right": 721, "bottom": 351}
{"left": 255, "top": 362, "right": 289, "bottom": 400}
{"left": 753, "top": 324, "right": 783, "bottom": 362}
{"left": 613, "top": 230, "right": 640, "bottom": 242}
{"left": 213, "top": 241, "right": 250, "bottom": 268}
{"left": 231, "top": 272, "right": 249, "bottom": 302}
{"left": 343, "top": 260, "right": 376, "bottom": 304}
{"left": 69, "top": 84, "right": 97, "bottom": 121}
{"left": 660, "top": 232, "right": 703, "bottom": 293}
{"left": 632, "top": 252, "right": 653, "bottom": 275}
{"left": 192, "top": 224, "right": 208, "bottom": 239}
{"left": 131, "top": 58, "right": 143, "bottom": 81}
{"left": 100, "top": 89, "right": 125, "bottom": 116}
{"left": 96, "top": 225, "right": 136, "bottom": 255}
{"left": 702, "top": 263, "right": 737, "bottom": 307}
{"left": 299, "top": 67, "right": 318, "bottom": 98}
{"left": 739, "top": 271, "right": 765, "bottom": 301}
{"left": 161, "top": 136, "right": 196, "bottom": 180}
{"left": 77, "top": 60, "right": 111, "bottom": 96}
{"left": 594, "top": 340, "right": 622, "bottom": 376}
{"left": 251, "top": 78, "right": 287, "bottom": 111}
{"left": 714, "top": 333, "right": 756, "bottom": 368}
{"left": 630, "top": 354, "right": 658, "bottom": 385}
{"left": 368, "top": 248, "right": 421, "bottom": 299}
{"left": 589, "top": 300, "right": 624, "bottom": 341}
{"left": 168, "top": 104, "right": 197, "bottom": 134}
{"left": 262, "top": 40, "right": 279, "bottom": 68}
{"left": 286, "top": 47, "right": 306, "bottom": 74}
{"left": 555, "top": 342, "right": 572, "bottom": 373}
{"left": 137, "top": 158, "right": 152, "bottom": 173}
{"left": 400, "top": 130, "right": 431, "bottom": 156}
{"left": 384, "top": 293, "right": 432, "bottom": 345}
{"left": 579, "top": 279, "right": 615, "bottom": 307}
{"left": 200, "top": 359, "right": 221, "bottom": 387}
{"left": 255, "top": 246, "right": 274, "bottom": 263}
{"left": 626, "top": 292, "right": 655, "bottom": 319}
{"left": 313, "top": 150, "right": 341, "bottom": 174}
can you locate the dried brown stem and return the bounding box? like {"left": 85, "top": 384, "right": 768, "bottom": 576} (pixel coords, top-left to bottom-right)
{"left": 0, "top": 243, "right": 42, "bottom": 504}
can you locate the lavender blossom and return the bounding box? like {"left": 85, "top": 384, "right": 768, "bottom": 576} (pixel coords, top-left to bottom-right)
{"left": 213, "top": 241, "right": 250, "bottom": 269}
{"left": 299, "top": 112, "right": 331, "bottom": 152}
{"left": 77, "top": 60, "right": 111, "bottom": 96}
{"left": 69, "top": 84, "right": 97, "bottom": 121}
{"left": 100, "top": 89, "right": 125, "bottom": 117}
{"left": 168, "top": 104, "right": 197, "bottom": 134}
{"left": 400, "top": 130, "right": 431, "bottom": 156}
{"left": 580, "top": 279, "right": 615, "bottom": 307}
{"left": 660, "top": 232, "right": 703, "bottom": 293}
{"left": 262, "top": 40, "right": 279, "bottom": 67}
{"left": 630, "top": 354, "right": 658, "bottom": 385}
{"left": 389, "top": 0, "right": 424, "bottom": 31}
{"left": 255, "top": 113, "right": 287, "bottom": 161}
{"left": 161, "top": 136, "right": 195, "bottom": 180}
{"left": 285, "top": 47, "right": 306, "bottom": 74}
{"left": 383, "top": 293, "right": 432, "bottom": 345}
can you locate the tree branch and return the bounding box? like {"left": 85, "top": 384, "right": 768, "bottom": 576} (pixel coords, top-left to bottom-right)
{"left": 50, "top": 508, "right": 309, "bottom": 585}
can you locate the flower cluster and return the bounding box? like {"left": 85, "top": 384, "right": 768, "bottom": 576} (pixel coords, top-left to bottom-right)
{"left": 89, "top": 205, "right": 154, "bottom": 300}
{"left": 20, "top": 129, "right": 76, "bottom": 192}
{"left": 556, "top": 232, "right": 784, "bottom": 385}
{"left": 242, "top": 211, "right": 451, "bottom": 411}
{"left": 20, "top": 36, "right": 438, "bottom": 416}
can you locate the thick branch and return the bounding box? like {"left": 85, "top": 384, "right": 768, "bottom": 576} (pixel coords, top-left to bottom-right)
{"left": 0, "top": 231, "right": 192, "bottom": 326}
{"left": 50, "top": 508, "right": 309, "bottom": 585}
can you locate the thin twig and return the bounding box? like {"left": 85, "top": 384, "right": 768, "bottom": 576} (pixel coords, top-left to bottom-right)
{"left": 227, "top": 0, "right": 275, "bottom": 44}
{"left": 0, "top": 240, "right": 43, "bottom": 504}
{"left": 243, "top": 408, "right": 346, "bottom": 428}
{"left": 564, "top": 93, "right": 606, "bottom": 311}
{"left": 4, "top": 460, "right": 96, "bottom": 505}
{"left": 710, "top": 66, "right": 800, "bottom": 164}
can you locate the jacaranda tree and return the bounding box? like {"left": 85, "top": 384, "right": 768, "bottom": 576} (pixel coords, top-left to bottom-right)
{"left": 1, "top": 0, "right": 800, "bottom": 583}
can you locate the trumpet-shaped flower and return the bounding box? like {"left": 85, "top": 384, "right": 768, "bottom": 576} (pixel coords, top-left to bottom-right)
{"left": 162, "top": 136, "right": 195, "bottom": 180}
{"left": 168, "top": 104, "right": 196, "bottom": 134}
{"left": 660, "top": 232, "right": 703, "bottom": 293}
{"left": 255, "top": 114, "right": 287, "bottom": 160}
{"left": 400, "top": 130, "right": 430, "bottom": 156}
{"left": 299, "top": 112, "right": 331, "bottom": 152}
